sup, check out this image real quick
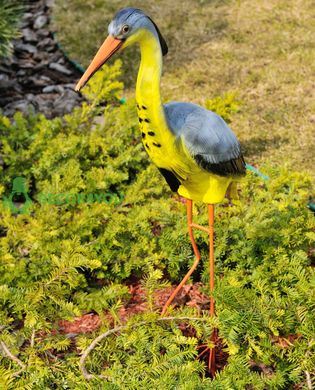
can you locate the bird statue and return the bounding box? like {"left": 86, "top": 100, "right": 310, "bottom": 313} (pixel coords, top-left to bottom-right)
{"left": 75, "top": 7, "right": 246, "bottom": 375}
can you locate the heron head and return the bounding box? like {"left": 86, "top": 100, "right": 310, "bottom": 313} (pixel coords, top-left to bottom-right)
{"left": 75, "top": 8, "right": 168, "bottom": 92}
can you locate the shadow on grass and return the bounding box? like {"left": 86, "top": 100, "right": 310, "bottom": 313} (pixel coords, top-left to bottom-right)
{"left": 241, "top": 135, "right": 289, "bottom": 158}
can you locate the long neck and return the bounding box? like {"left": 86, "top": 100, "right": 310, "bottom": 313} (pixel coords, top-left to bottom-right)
{"left": 136, "top": 32, "right": 162, "bottom": 115}
{"left": 135, "top": 31, "right": 173, "bottom": 145}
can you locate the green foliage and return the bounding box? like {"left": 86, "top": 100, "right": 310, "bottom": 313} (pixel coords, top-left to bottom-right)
{"left": 0, "top": 0, "right": 23, "bottom": 58}
{"left": 80, "top": 60, "right": 124, "bottom": 105}
{"left": 0, "top": 63, "right": 314, "bottom": 388}
{"left": 205, "top": 91, "right": 241, "bottom": 123}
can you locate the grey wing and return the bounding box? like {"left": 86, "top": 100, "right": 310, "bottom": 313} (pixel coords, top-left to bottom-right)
{"left": 164, "top": 101, "right": 246, "bottom": 176}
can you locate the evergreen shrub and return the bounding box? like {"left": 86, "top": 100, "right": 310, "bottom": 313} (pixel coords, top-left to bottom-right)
{"left": 0, "top": 61, "right": 314, "bottom": 389}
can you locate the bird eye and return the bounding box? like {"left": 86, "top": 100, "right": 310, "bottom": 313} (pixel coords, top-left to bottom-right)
{"left": 122, "top": 25, "right": 129, "bottom": 34}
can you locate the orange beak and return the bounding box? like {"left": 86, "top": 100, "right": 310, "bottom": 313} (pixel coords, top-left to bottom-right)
{"left": 75, "top": 35, "right": 123, "bottom": 92}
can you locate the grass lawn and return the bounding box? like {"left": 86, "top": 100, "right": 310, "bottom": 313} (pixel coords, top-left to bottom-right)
{"left": 53, "top": 0, "right": 315, "bottom": 176}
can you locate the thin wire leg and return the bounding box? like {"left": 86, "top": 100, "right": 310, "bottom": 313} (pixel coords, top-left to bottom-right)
{"left": 161, "top": 200, "right": 217, "bottom": 377}
{"left": 208, "top": 204, "right": 215, "bottom": 317}
{"left": 161, "top": 199, "right": 201, "bottom": 316}
{"left": 208, "top": 204, "right": 216, "bottom": 376}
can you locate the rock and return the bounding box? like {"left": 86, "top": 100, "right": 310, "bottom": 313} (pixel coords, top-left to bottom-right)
{"left": 0, "top": 0, "right": 83, "bottom": 119}
{"left": 19, "top": 59, "right": 37, "bottom": 69}
{"left": 23, "top": 12, "right": 33, "bottom": 20}
{"left": 21, "top": 13, "right": 34, "bottom": 28}
{"left": 0, "top": 64, "right": 10, "bottom": 73}
{"left": 16, "top": 70, "right": 27, "bottom": 76}
{"left": 28, "top": 76, "right": 50, "bottom": 87}
{"left": 0, "top": 80, "right": 19, "bottom": 90}
{"left": 34, "top": 15, "right": 48, "bottom": 29}
{"left": 0, "top": 74, "right": 9, "bottom": 82}
{"left": 42, "top": 85, "right": 64, "bottom": 93}
{"left": 37, "top": 37, "right": 55, "bottom": 51}
{"left": 43, "top": 69, "right": 69, "bottom": 84}
{"left": 36, "top": 29, "right": 50, "bottom": 38}
{"left": 33, "top": 51, "right": 50, "bottom": 63}
{"left": 40, "top": 75, "right": 53, "bottom": 83}
{"left": 54, "top": 89, "right": 80, "bottom": 116}
{"left": 1, "top": 56, "right": 18, "bottom": 67}
{"left": 4, "top": 101, "right": 35, "bottom": 117}
{"left": 0, "top": 96, "right": 18, "bottom": 106}
{"left": 25, "top": 93, "right": 35, "bottom": 102}
{"left": 33, "top": 61, "right": 49, "bottom": 71}
{"left": 49, "top": 62, "right": 72, "bottom": 75}
{"left": 64, "top": 83, "right": 77, "bottom": 90}
{"left": 45, "top": 0, "right": 55, "bottom": 7}
{"left": 15, "top": 42, "right": 38, "bottom": 54}
{"left": 22, "top": 28, "right": 37, "bottom": 43}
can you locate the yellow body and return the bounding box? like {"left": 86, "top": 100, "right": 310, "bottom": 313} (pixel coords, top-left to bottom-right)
{"left": 133, "top": 29, "right": 236, "bottom": 204}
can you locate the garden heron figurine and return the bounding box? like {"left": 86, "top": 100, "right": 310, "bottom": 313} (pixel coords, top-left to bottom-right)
{"left": 75, "top": 7, "right": 246, "bottom": 375}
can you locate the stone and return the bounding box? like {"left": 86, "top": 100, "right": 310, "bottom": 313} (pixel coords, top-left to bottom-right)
{"left": 54, "top": 89, "right": 80, "bottom": 115}
{"left": 19, "top": 59, "right": 36, "bottom": 69}
{"left": 42, "top": 85, "right": 64, "bottom": 93}
{"left": 15, "top": 42, "right": 38, "bottom": 54}
{"left": 33, "top": 61, "right": 50, "bottom": 71}
{"left": 0, "top": 64, "right": 11, "bottom": 73}
{"left": 45, "top": 0, "right": 55, "bottom": 7}
{"left": 34, "top": 15, "right": 48, "bottom": 29}
{"left": 36, "top": 29, "right": 50, "bottom": 38}
{"left": 37, "top": 37, "right": 55, "bottom": 51}
{"left": 28, "top": 77, "right": 49, "bottom": 87}
{"left": 22, "top": 28, "right": 37, "bottom": 43}
{"left": 16, "top": 70, "right": 27, "bottom": 77}
{"left": 0, "top": 0, "right": 83, "bottom": 119}
{"left": 0, "top": 74, "right": 9, "bottom": 82}
{"left": 25, "top": 93, "right": 35, "bottom": 102}
{"left": 21, "top": 13, "right": 33, "bottom": 28}
{"left": 4, "top": 101, "right": 35, "bottom": 117}
{"left": 49, "top": 62, "right": 72, "bottom": 75}
{"left": 40, "top": 75, "right": 53, "bottom": 83}
{"left": 33, "top": 51, "right": 50, "bottom": 63}
{"left": 0, "top": 80, "right": 18, "bottom": 90}
{"left": 64, "top": 83, "right": 77, "bottom": 90}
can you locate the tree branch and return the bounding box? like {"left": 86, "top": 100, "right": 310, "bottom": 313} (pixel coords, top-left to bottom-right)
{"left": 30, "top": 330, "right": 35, "bottom": 348}
{"left": 305, "top": 371, "right": 312, "bottom": 390}
{"left": 0, "top": 341, "right": 26, "bottom": 377}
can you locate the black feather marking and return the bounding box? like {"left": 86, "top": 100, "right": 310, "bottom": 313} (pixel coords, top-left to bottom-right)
{"left": 147, "top": 16, "right": 168, "bottom": 56}
{"left": 153, "top": 142, "right": 161, "bottom": 148}
{"left": 141, "top": 132, "right": 146, "bottom": 138}
{"left": 148, "top": 131, "right": 155, "bottom": 136}
{"left": 139, "top": 118, "right": 143, "bottom": 123}
{"left": 142, "top": 105, "right": 147, "bottom": 110}
{"left": 194, "top": 154, "right": 246, "bottom": 177}
{"left": 158, "top": 168, "right": 181, "bottom": 192}
{"left": 145, "top": 143, "right": 150, "bottom": 150}
{"left": 144, "top": 118, "right": 150, "bottom": 123}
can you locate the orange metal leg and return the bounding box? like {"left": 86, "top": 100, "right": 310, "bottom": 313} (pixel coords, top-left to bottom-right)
{"left": 161, "top": 199, "right": 217, "bottom": 376}
{"left": 208, "top": 204, "right": 215, "bottom": 317}
{"left": 208, "top": 204, "right": 216, "bottom": 376}
{"left": 161, "top": 199, "right": 201, "bottom": 316}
